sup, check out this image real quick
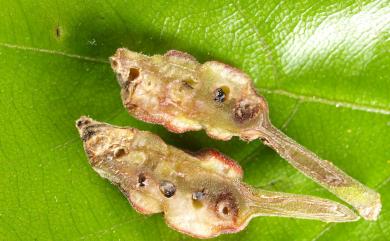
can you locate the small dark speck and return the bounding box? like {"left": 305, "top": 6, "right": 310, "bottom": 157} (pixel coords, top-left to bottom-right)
{"left": 138, "top": 173, "right": 146, "bottom": 187}
{"left": 55, "top": 26, "right": 62, "bottom": 39}
{"left": 214, "top": 88, "right": 226, "bottom": 102}
{"left": 76, "top": 120, "right": 84, "bottom": 127}
{"left": 76, "top": 118, "right": 90, "bottom": 128}
{"left": 114, "top": 148, "right": 126, "bottom": 158}
{"left": 222, "top": 206, "right": 229, "bottom": 215}
{"left": 192, "top": 191, "right": 206, "bottom": 200}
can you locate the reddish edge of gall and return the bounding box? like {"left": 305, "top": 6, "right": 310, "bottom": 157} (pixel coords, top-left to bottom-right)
{"left": 129, "top": 107, "right": 200, "bottom": 134}
{"left": 197, "top": 149, "right": 243, "bottom": 178}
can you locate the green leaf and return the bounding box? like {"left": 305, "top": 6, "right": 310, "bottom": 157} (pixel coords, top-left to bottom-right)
{"left": 0, "top": 0, "right": 389, "bottom": 240}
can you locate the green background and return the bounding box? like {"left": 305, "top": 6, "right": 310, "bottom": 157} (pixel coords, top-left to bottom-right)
{"left": 0, "top": 0, "right": 389, "bottom": 240}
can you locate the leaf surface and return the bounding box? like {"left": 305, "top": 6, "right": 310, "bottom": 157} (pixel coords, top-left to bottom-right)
{"left": 0, "top": 0, "right": 389, "bottom": 240}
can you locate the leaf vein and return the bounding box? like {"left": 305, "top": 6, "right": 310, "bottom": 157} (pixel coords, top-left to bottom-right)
{"left": 1, "top": 42, "right": 388, "bottom": 115}
{"left": 260, "top": 88, "right": 390, "bottom": 115}
{"left": 0, "top": 42, "right": 108, "bottom": 64}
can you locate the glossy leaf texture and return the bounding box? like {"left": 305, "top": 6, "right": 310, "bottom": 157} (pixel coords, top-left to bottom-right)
{"left": 0, "top": 0, "right": 389, "bottom": 240}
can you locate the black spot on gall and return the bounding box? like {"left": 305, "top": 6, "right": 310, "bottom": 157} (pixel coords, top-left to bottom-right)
{"left": 128, "top": 68, "right": 140, "bottom": 82}
{"left": 76, "top": 118, "right": 90, "bottom": 128}
{"left": 214, "top": 88, "right": 226, "bottom": 102}
{"left": 159, "top": 180, "right": 176, "bottom": 198}
{"left": 138, "top": 173, "right": 147, "bottom": 187}
{"left": 222, "top": 206, "right": 229, "bottom": 215}
{"left": 114, "top": 148, "right": 126, "bottom": 158}
{"left": 192, "top": 188, "right": 206, "bottom": 200}
{"left": 215, "top": 192, "right": 238, "bottom": 219}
